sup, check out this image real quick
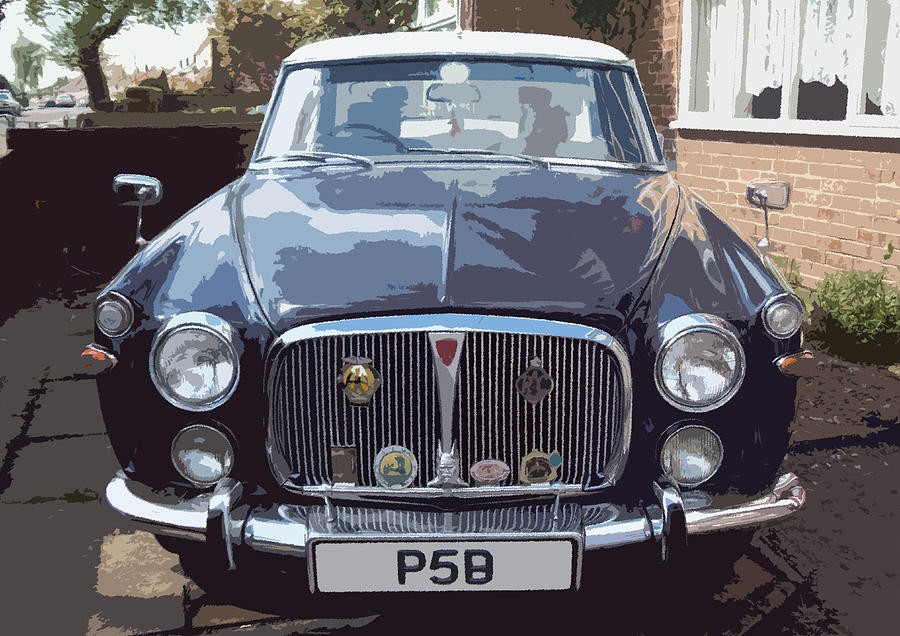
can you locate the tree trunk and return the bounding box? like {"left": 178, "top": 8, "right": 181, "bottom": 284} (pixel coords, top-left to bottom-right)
{"left": 80, "top": 44, "right": 113, "bottom": 112}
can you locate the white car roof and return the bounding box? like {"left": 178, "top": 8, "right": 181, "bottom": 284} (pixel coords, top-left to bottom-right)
{"left": 284, "top": 30, "right": 629, "bottom": 66}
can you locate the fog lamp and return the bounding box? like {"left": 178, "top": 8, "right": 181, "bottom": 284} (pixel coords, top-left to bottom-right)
{"left": 763, "top": 295, "right": 803, "bottom": 338}
{"left": 660, "top": 425, "right": 723, "bottom": 487}
{"left": 171, "top": 424, "right": 234, "bottom": 487}
{"left": 96, "top": 293, "right": 134, "bottom": 337}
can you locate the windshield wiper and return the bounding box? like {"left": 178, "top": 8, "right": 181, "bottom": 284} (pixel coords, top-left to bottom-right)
{"left": 406, "top": 148, "right": 550, "bottom": 169}
{"left": 254, "top": 151, "right": 374, "bottom": 168}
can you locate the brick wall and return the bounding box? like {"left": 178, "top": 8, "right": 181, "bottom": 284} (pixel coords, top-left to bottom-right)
{"left": 675, "top": 134, "right": 900, "bottom": 285}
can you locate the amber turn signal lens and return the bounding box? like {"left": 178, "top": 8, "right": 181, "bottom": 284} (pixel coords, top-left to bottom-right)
{"left": 774, "top": 350, "right": 816, "bottom": 376}
{"left": 80, "top": 344, "right": 117, "bottom": 375}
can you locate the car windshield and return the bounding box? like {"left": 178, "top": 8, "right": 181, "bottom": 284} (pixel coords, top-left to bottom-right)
{"left": 256, "top": 59, "right": 660, "bottom": 166}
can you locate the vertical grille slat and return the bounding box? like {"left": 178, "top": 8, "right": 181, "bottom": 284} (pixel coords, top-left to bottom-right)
{"left": 270, "top": 329, "right": 624, "bottom": 489}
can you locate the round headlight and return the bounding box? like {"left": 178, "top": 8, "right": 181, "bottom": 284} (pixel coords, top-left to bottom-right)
{"left": 660, "top": 425, "right": 723, "bottom": 487}
{"left": 96, "top": 293, "right": 134, "bottom": 337}
{"left": 656, "top": 316, "right": 744, "bottom": 411}
{"left": 151, "top": 314, "right": 239, "bottom": 411}
{"left": 763, "top": 295, "right": 803, "bottom": 338}
{"left": 171, "top": 424, "right": 234, "bottom": 486}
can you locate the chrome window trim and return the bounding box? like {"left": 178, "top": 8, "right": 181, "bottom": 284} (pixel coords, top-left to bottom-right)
{"left": 762, "top": 292, "right": 805, "bottom": 339}
{"left": 95, "top": 291, "right": 135, "bottom": 338}
{"left": 149, "top": 312, "right": 241, "bottom": 412}
{"left": 654, "top": 313, "right": 746, "bottom": 413}
{"left": 266, "top": 313, "right": 633, "bottom": 498}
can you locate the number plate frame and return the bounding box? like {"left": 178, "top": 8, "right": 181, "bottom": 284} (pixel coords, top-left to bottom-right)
{"left": 309, "top": 535, "right": 582, "bottom": 593}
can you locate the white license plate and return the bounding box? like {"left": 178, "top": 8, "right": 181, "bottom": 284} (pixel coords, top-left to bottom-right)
{"left": 312, "top": 540, "right": 574, "bottom": 592}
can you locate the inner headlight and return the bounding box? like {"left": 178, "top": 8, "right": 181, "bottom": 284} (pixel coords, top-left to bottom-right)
{"left": 150, "top": 313, "right": 239, "bottom": 411}
{"left": 655, "top": 314, "right": 745, "bottom": 411}
{"left": 763, "top": 295, "right": 803, "bottom": 338}
{"left": 660, "top": 425, "right": 723, "bottom": 487}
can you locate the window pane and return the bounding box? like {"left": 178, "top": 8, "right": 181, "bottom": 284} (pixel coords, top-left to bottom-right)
{"left": 797, "top": 77, "right": 848, "bottom": 120}
{"left": 860, "top": 0, "right": 900, "bottom": 116}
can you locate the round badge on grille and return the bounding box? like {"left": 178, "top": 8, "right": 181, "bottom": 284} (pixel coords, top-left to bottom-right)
{"left": 470, "top": 459, "right": 511, "bottom": 486}
{"left": 374, "top": 445, "right": 418, "bottom": 489}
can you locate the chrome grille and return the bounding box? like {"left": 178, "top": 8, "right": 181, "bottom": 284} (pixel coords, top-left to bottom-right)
{"left": 269, "top": 327, "right": 625, "bottom": 491}
{"left": 305, "top": 503, "right": 583, "bottom": 535}
{"left": 270, "top": 332, "right": 440, "bottom": 487}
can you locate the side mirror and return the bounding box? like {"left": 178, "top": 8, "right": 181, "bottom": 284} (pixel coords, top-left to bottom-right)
{"left": 746, "top": 180, "right": 790, "bottom": 210}
{"left": 113, "top": 174, "right": 162, "bottom": 248}
{"left": 746, "top": 180, "right": 790, "bottom": 253}
{"left": 113, "top": 173, "right": 162, "bottom": 207}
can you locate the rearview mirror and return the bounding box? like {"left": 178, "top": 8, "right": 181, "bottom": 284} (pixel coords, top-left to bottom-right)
{"left": 113, "top": 173, "right": 162, "bottom": 207}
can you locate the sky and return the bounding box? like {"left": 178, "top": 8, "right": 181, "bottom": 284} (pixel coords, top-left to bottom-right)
{"left": 0, "top": 1, "right": 211, "bottom": 87}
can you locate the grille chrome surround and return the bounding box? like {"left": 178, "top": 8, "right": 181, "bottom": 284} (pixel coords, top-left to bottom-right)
{"left": 266, "top": 314, "right": 632, "bottom": 499}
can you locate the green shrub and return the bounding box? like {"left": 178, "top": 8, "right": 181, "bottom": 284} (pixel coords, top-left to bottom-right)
{"left": 809, "top": 269, "right": 900, "bottom": 363}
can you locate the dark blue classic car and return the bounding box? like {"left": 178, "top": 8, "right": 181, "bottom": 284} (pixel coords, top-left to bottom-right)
{"left": 92, "top": 31, "right": 807, "bottom": 593}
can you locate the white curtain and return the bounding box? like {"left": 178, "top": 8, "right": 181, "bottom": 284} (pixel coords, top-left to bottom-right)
{"left": 866, "top": 0, "right": 900, "bottom": 115}
{"left": 798, "top": 0, "right": 860, "bottom": 87}
{"left": 694, "top": 0, "right": 744, "bottom": 113}
{"left": 744, "top": 0, "right": 790, "bottom": 96}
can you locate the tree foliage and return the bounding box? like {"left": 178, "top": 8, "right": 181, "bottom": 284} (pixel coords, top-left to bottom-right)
{"left": 570, "top": 0, "right": 651, "bottom": 53}
{"left": 211, "top": 0, "right": 416, "bottom": 94}
{"left": 24, "top": 1, "right": 209, "bottom": 108}
{"left": 11, "top": 31, "right": 47, "bottom": 97}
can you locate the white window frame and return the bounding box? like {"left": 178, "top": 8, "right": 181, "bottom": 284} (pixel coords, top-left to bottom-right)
{"left": 415, "top": 0, "right": 458, "bottom": 31}
{"left": 672, "top": 0, "right": 900, "bottom": 138}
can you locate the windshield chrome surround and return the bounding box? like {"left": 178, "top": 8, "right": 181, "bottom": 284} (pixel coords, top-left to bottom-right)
{"left": 265, "top": 313, "right": 632, "bottom": 500}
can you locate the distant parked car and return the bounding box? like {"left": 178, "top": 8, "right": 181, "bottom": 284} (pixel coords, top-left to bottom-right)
{"left": 40, "top": 98, "right": 56, "bottom": 108}
{"left": 0, "top": 89, "right": 22, "bottom": 116}
{"left": 55, "top": 94, "right": 76, "bottom": 107}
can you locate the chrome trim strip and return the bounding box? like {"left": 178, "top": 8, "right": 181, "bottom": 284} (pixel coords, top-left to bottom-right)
{"left": 268, "top": 313, "right": 633, "bottom": 496}
{"left": 106, "top": 472, "right": 806, "bottom": 559}
{"left": 653, "top": 313, "right": 746, "bottom": 413}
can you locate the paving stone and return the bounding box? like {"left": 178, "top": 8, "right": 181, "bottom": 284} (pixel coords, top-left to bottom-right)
{"left": 1, "top": 434, "right": 119, "bottom": 503}
{"left": 27, "top": 378, "right": 105, "bottom": 439}
{"left": 96, "top": 529, "right": 189, "bottom": 599}
{"left": 0, "top": 498, "right": 185, "bottom": 635}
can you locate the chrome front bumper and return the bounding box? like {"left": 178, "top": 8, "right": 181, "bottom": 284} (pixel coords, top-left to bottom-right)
{"left": 105, "top": 472, "right": 805, "bottom": 565}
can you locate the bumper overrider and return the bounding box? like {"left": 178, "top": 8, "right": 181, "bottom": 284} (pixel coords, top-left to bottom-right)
{"left": 106, "top": 471, "right": 805, "bottom": 590}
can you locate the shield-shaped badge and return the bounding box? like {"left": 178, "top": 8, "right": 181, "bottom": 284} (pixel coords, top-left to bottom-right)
{"left": 515, "top": 357, "right": 554, "bottom": 404}
{"left": 337, "top": 356, "right": 382, "bottom": 405}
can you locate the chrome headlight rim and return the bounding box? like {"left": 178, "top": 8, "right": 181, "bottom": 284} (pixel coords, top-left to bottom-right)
{"left": 762, "top": 292, "right": 805, "bottom": 339}
{"left": 170, "top": 422, "right": 236, "bottom": 487}
{"left": 95, "top": 291, "right": 134, "bottom": 338}
{"left": 654, "top": 314, "right": 746, "bottom": 413}
{"left": 149, "top": 312, "right": 240, "bottom": 412}
{"left": 659, "top": 423, "right": 724, "bottom": 488}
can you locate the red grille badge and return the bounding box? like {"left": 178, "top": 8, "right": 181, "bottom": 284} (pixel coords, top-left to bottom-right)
{"left": 434, "top": 338, "right": 460, "bottom": 367}
{"left": 428, "top": 332, "right": 465, "bottom": 471}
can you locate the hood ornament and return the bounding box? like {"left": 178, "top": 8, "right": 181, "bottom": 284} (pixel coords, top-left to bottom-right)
{"left": 427, "top": 441, "right": 467, "bottom": 488}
